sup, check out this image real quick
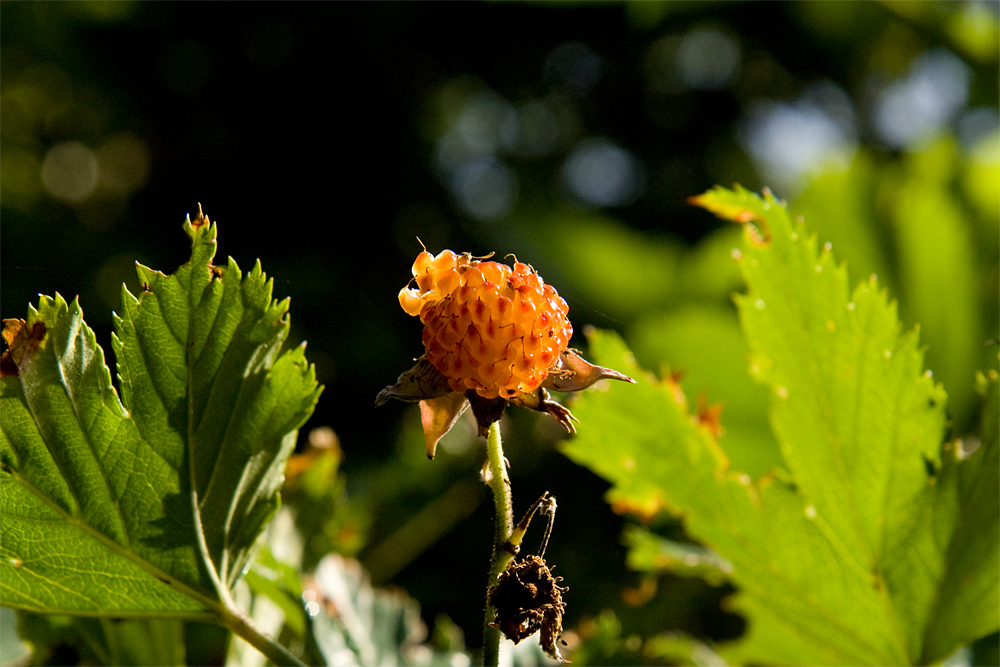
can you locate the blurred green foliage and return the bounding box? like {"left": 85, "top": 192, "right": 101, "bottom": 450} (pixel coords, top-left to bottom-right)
{"left": 2, "top": 1, "right": 997, "bottom": 665}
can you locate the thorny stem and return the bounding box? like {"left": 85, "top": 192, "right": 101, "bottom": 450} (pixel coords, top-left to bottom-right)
{"left": 484, "top": 421, "right": 513, "bottom": 667}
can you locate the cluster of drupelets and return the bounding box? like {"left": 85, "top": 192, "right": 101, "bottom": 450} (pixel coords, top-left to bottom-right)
{"left": 399, "top": 249, "right": 573, "bottom": 400}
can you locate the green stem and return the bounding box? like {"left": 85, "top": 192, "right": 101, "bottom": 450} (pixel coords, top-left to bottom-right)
{"left": 220, "top": 603, "right": 308, "bottom": 667}
{"left": 483, "top": 420, "right": 513, "bottom": 667}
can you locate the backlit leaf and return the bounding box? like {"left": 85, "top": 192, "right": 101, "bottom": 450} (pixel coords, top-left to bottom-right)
{"left": 562, "top": 186, "right": 998, "bottom": 665}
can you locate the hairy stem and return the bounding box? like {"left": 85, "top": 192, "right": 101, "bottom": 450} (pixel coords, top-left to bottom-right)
{"left": 221, "top": 604, "right": 307, "bottom": 667}
{"left": 483, "top": 420, "right": 513, "bottom": 667}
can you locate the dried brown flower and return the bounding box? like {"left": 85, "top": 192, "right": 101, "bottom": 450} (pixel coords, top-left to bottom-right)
{"left": 488, "top": 554, "right": 569, "bottom": 663}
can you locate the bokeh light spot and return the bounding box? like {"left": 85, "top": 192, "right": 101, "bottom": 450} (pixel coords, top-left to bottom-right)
{"left": 41, "top": 141, "right": 99, "bottom": 203}
{"left": 449, "top": 157, "right": 517, "bottom": 220}
{"left": 456, "top": 90, "right": 517, "bottom": 156}
{"left": 677, "top": 29, "right": 741, "bottom": 90}
{"left": 8, "top": 63, "right": 74, "bottom": 122}
{"left": 873, "top": 48, "right": 970, "bottom": 149}
{"left": 643, "top": 35, "right": 683, "bottom": 96}
{"left": 1, "top": 148, "right": 43, "bottom": 208}
{"left": 510, "top": 99, "right": 560, "bottom": 157}
{"left": 958, "top": 106, "right": 999, "bottom": 149}
{"left": 740, "top": 82, "right": 857, "bottom": 193}
{"left": 96, "top": 132, "right": 150, "bottom": 196}
{"left": 562, "top": 138, "right": 646, "bottom": 207}
{"left": 68, "top": 0, "right": 138, "bottom": 24}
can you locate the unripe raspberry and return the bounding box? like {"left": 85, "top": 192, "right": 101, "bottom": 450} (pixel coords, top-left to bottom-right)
{"left": 399, "top": 249, "right": 572, "bottom": 399}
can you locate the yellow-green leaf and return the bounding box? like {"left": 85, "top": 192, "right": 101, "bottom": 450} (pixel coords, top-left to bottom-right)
{"left": 562, "top": 186, "right": 998, "bottom": 665}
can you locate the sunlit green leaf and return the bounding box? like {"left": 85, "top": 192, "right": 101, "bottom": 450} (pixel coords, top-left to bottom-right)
{"left": 562, "top": 186, "right": 998, "bottom": 665}
{"left": 891, "top": 138, "right": 982, "bottom": 431}
{"left": 629, "top": 303, "right": 779, "bottom": 478}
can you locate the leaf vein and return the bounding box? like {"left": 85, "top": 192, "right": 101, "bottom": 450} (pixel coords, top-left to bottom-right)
{"left": 52, "top": 326, "right": 132, "bottom": 548}
{"left": 3, "top": 463, "right": 220, "bottom": 613}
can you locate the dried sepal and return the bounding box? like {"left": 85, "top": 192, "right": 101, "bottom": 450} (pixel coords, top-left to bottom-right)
{"left": 511, "top": 388, "right": 579, "bottom": 434}
{"left": 541, "top": 349, "right": 636, "bottom": 392}
{"left": 418, "top": 393, "right": 470, "bottom": 459}
{"left": 694, "top": 393, "right": 725, "bottom": 438}
{"left": 466, "top": 391, "right": 508, "bottom": 438}
{"left": 375, "top": 356, "right": 453, "bottom": 406}
{"left": 488, "top": 554, "right": 569, "bottom": 663}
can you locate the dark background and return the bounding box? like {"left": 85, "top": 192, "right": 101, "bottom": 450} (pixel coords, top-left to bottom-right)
{"left": 3, "top": 1, "right": 997, "bottom": 661}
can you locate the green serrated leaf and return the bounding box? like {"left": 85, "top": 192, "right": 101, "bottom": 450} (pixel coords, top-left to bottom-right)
{"left": 1, "top": 214, "right": 322, "bottom": 628}
{"left": 629, "top": 303, "right": 779, "bottom": 478}
{"left": 562, "top": 186, "right": 998, "bottom": 665}
{"left": 1, "top": 294, "right": 211, "bottom": 616}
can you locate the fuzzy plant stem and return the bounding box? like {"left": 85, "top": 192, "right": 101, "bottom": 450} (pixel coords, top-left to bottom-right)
{"left": 215, "top": 601, "right": 306, "bottom": 667}
{"left": 483, "top": 420, "right": 514, "bottom": 667}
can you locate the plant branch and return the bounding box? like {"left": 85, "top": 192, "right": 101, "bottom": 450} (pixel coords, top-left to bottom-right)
{"left": 220, "top": 603, "right": 307, "bottom": 667}
{"left": 483, "top": 420, "right": 513, "bottom": 667}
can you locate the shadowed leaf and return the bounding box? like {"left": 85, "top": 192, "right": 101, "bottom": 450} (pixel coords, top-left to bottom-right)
{"left": 0, "top": 211, "right": 322, "bottom": 623}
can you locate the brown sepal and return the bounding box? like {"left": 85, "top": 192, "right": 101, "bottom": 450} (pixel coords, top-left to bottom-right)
{"left": 511, "top": 388, "right": 579, "bottom": 434}
{"left": 542, "top": 349, "right": 635, "bottom": 393}
{"left": 375, "top": 355, "right": 453, "bottom": 406}
{"left": 466, "top": 391, "right": 508, "bottom": 437}
{"left": 419, "top": 393, "right": 470, "bottom": 459}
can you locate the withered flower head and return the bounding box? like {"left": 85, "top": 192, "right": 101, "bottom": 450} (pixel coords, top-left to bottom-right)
{"left": 376, "top": 247, "right": 635, "bottom": 458}
{"left": 488, "top": 554, "right": 569, "bottom": 663}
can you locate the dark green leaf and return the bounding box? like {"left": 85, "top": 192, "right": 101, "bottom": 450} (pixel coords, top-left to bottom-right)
{"left": 1, "top": 214, "right": 321, "bottom": 622}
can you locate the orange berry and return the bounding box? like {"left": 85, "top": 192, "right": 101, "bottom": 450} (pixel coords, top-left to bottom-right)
{"left": 399, "top": 249, "right": 573, "bottom": 399}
